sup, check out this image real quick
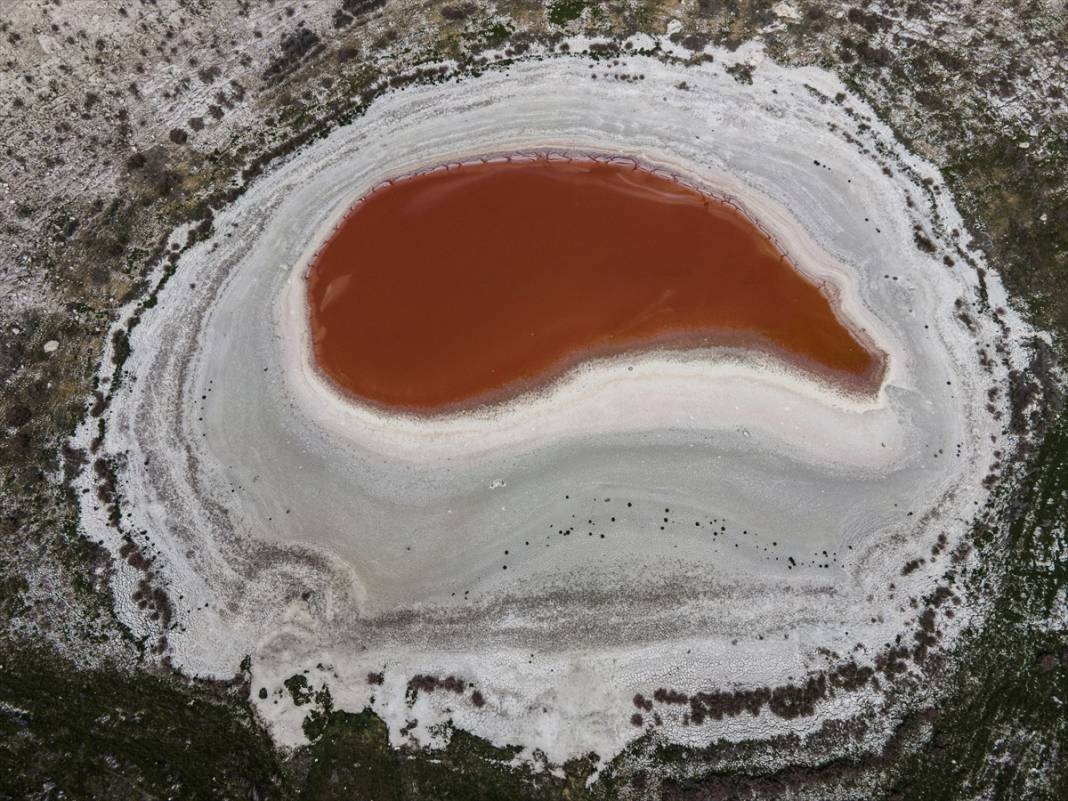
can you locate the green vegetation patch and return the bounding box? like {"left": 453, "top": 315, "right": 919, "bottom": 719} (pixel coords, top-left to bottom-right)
{"left": 299, "top": 708, "right": 599, "bottom": 801}
{"left": 547, "top": 0, "right": 589, "bottom": 26}
{"left": 888, "top": 404, "right": 1068, "bottom": 800}
{"left": 0, "top": 647, "right": 285, "bottom": 801}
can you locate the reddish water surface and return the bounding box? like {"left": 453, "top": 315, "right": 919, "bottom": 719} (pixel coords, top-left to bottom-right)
{"left": 307, "top": 157, "right": 883, "bottom": 413}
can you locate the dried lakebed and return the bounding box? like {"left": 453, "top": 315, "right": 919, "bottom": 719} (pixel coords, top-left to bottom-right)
{"left": 77, "top": 51, "right": 1033, "bottom": 764}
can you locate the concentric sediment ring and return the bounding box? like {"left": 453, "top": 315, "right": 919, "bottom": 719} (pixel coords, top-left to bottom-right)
{"left": 78, "top": 49, "right": 1028, "bottom": 762}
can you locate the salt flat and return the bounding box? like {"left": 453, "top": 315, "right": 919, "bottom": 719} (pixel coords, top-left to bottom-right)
{"left": 77, "top": 45, "right": 1030, "bottom": 763}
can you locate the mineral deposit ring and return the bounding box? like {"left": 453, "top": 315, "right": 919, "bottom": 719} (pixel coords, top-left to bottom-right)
{"left": 80, "top": 52, "right": 1026, "bottom": 762}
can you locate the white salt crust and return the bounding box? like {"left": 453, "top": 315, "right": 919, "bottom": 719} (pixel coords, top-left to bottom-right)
{"left": 76, "top": 48, "right": 1031, "bottom": 764}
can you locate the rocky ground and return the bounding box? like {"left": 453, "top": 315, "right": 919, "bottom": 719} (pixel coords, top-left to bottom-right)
{"left": 0, "top": 1, "right": 1065, "bottom": 799}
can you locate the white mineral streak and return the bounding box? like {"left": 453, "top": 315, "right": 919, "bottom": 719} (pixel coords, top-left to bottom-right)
{"left": 76, "top": 50, "right": 1030, "bottom": 764}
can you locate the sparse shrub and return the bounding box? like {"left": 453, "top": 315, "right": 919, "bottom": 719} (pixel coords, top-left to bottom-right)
{"left": 283, "top": 674, "right": 314, "bottom": 706}
{"left": 547, "top": 0, "right": 587, "bottom": 26}
{"left": 913, "top": 229, "right": 937, "bottom": 253}
{"left": 441, "top": 2, "right": 476, "bottom": 21}
{"left": 653, "top": 687, "right": 688, "bottom": 705}
{"left": 725, "top": 62, "right": 755, "bottom": 84}
{"left": 901, "top": 558, "right": 925, "bottom": 575}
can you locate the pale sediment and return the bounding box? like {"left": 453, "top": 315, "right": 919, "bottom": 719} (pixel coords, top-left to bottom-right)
{"left": 75, "top": 48, "right": 1030, "bottom": 764}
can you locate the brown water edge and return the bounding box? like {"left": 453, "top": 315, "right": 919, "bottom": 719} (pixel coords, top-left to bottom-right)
{"left": 306, "top": 155, "right": 886, "bottom": 415}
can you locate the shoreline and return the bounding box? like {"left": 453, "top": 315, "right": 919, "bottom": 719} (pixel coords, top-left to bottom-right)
{"left": 279, "top": 147, "right": 901, "bottom": 465}
{"left": 72, "top": 50, "right": 1030, "bottom": 764}
{"left": 299, "top": 151, "right": 889, "bottom": 418}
